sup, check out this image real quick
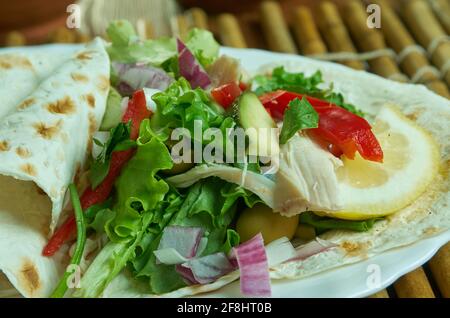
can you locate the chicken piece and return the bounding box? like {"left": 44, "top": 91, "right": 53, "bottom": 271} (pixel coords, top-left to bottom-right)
{"left": 206, "top": 55, "right": 242, "bottom": 87}
{"left": 274, "top": 132, "right": 343, "bottom": 216}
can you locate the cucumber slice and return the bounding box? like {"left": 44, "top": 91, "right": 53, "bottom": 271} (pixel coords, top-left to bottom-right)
{"left": 235, "top": 92, "right": 276, "bottom": 130}
{"left": 235, "top": 92, "right": 278, "bottom": 159}
{"left": 100, "top": 87, "right": 123, "bottom": 131}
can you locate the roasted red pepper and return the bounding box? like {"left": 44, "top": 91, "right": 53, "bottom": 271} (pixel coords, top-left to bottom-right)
{"left": 259, "top": 90, "right": 383, "bottom": 162}
{"left": 43, "top": 90, "right": 151, "bottom": 257}
{"left": 211, "top": 82, "right": 242, "bottom": 108}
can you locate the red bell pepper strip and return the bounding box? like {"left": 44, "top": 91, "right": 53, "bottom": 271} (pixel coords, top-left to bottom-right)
{"left": 211, "top": 82, "right": 242, "bottom": 109}
{"left": 259, "top": 90, "right": 383, "bottom": 162}
{"left": 43, "top": 90, "right": 151, "bottom": 257}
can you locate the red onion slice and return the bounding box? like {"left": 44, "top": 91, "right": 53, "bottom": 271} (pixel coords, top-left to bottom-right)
{"left": 231, "top": 233, "right": 271, "bottom": 297}
{"left": 112, "top": 62, "right": 173, "bottom": 96}
{"left": 155, "top": 226, "right": 204, "bottom": 264}
{"left": 177, "top": 39, "right": 211, "bottom": 89}
{"left": 182, "top": 252, "right": 235, "bottom": 284}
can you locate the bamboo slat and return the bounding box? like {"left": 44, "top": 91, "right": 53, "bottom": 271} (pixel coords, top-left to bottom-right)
{"left": 189, "top": 7, "right": 209, "bottom": 30}
{"left": 217, "top": 14, "right": 248, "bottom": 48}
{"left": 342, "top": 0, "right": 406, "bottom": 81}
{"left": 427, "top": 0, "right": 450, "bottom": 34}
{"left": 136, "top": 19, "right": 155, "bottom": 40}
{"left": 429, "top": 242, "right": 450, "bottom": 298}
{"left": 4, "top": 31, "right": 26, "bottom": 47}
{"left": 292, "top": 6, "right": 327, "bottom": 56}
{"left": 49, "top": 27, "right": 77, "bottom": 43}
{"left": 174, "top": 14, "right": 189, "bottom": 40}
{"left": 315, "top": 1, "right": 365, "bottom": 70}
{"left": 372, "top": 0, "right": 450, "bottom": 97}
{"left": 394, "top": 267, "right": 436, "bottom": 298}
{"left": 259, "top": 1, "right": 298, "bottom": 54}
{"left": 403, "top": 0, "right": 450, "bottom": 87}
{"left": 369, "top": 289, "right": 390, "bottom": 298}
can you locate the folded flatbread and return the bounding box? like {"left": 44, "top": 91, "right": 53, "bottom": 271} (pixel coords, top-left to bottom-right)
{"left": 0, "top": 38, "right": 110, "bottom": 297}
{"left": 0, "top": 46, "right": 79, "bottom": 119}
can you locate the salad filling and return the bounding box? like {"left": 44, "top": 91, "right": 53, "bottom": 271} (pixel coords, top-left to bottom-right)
{"left": 42, "top": 20, "right": 437, "bottom": 298}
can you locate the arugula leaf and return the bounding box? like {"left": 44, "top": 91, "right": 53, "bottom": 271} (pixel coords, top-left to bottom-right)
{"left": 279, "top": 98, "right": 319, "bottom": 144}
{"left": 299, "top": 212, "right": 382, "bottom": 234}
{"left": 90, "top": 122, "right": 136, "bottom": 189}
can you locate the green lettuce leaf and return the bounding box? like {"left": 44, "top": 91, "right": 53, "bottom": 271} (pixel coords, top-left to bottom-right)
{"left": 279, "top": 97, "right": 319, "bottom": 144}
{"left": 133, "top": 177, "right": 256, "bottom": 294}
{"left": 106, "top": 20, "right": 176, "bottom": 66}
{"left": 150, "top": 78, "right": 224, "bottom": 139}
{"left": 106, "top": 22, "right": 218, "bottom": 69}
{"left": 185, "top": 28, "right": 220, "bottom": 68}
{"left": 299, "top": 212, "right": 383, "bottom": 234}
{"left": 106, "top": 136, "right": 173, "bottom": 242}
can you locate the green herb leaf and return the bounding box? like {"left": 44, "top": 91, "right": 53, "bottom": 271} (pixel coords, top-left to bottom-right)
{"left": 279, "top": 97, "right": 319, "bottom": 144}
{"left": 90, "top": 122, "right": 136, "bottom": 189}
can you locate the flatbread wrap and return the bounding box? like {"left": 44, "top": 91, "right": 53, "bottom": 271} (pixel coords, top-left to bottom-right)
{"left": 0, "top": 38, "right": 110, "bottom": 297}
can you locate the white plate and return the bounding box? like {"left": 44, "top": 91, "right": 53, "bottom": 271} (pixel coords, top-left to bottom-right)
{"left": 2, "top": 44, "right": 448, "bottom": 298}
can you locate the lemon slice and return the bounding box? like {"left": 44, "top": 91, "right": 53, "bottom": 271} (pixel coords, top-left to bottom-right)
{"left": 321, "top": 105, "right": 440, "bottom": 220}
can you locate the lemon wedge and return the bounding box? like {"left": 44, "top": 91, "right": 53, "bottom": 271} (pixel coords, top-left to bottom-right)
{"left": 320, "top": 105, "right": 440, "bottom": 220}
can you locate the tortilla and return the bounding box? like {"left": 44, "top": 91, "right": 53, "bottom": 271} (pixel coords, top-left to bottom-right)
{"left": 0, "top": 38, "right": 110, "bottom": 297}
{"left": 103, "top": 48, "right": 449, "bottom": 298}
{"left": 0, "top": 46, "right": 78, "bottom": 119}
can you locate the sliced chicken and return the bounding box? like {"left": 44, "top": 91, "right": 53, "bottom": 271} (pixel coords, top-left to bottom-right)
{"left": 207, "top": 55, "right": 242, "bottom": 87}
{"left": 273, "top": 132, "right": 343, "bottom": 216}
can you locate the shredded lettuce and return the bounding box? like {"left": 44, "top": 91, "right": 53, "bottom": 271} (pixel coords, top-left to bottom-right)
{"left": 279, "top": 97, "right": 319, "bottom": 144}
{"left": 299, "top": 212, "right": 382, "bottom": 234}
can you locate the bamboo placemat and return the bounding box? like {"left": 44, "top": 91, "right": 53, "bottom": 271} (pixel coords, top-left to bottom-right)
{"left": 1, "top": 0, "right": 449, "bottom": 299}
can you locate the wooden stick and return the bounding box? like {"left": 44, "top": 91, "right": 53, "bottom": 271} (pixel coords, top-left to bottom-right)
{"left": 292, "top": 6, "right": 327, "bottom": 56}
{"left": 315, "top": 1, "right": 365, "bottom": 70}
{"left": 403, "top": 0, "right": 450, "bottom": 87}
{"left": 394, "top": 267, "right": 435, "bottom": 298}
{"left": 342, "top": 0, "right": 406, "bottom": 81}
{"left": 371, "top": 0, "right": 450, "bottom": 97}
{"left": 427, "top": 0, "right": 450, "bottom": 34}
{"left": 174, "top": 14, "right": 190, "bottom": 40}
{"left": 217, "top": 14, "right": 247, "bottom": 48}
{"left": 429, "top": 243, "right": 450, "bottom": 298}
{"left": 136, "top": 19, "right": 154, "bottom": 40}
{"left": 189, "top": 7, "right": 209, "bottom": 30}
{"left": 259, "top": 1, "right": 298, "bottom": 54}
{"left": 368, "top": 289, "right": 390, "bottom": 298}
{"left": 50, "top": 27, "right": 77, "bottom": 44}
{"left": 4, "top": 31, "right": 26, "bottom": 46}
